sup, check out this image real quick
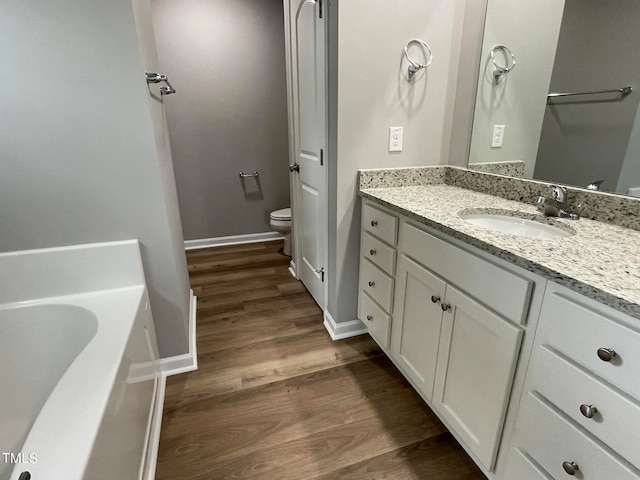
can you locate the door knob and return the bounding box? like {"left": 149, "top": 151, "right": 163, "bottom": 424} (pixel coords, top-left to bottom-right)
{"left": 431, "top": 295, "right": 441, "bottom": 303}
{"left": 370, "top": 220, "right": 378, "bottom": 227}
{"left": 368, "top": 281, "right": 375, "bottom": 287}
{"left": 369, "top": 249, "right": 377, "bottom": 256}
{"left": 441, "top": 303, "right": 451, "bottom": 312}
{"left": 289, "top": 163, "right": 300, "bottom": 172}
{"left": 579, "top": 404, "right": 597, "bottom": 418}
{"left": 366, "top": 315, "right": 373, "bottom": 322}
{"left": 562, "top": 461, "right": 579, "bottom": 475}
{"left": 597, "top": 347, "right": 616, "bottom": 362}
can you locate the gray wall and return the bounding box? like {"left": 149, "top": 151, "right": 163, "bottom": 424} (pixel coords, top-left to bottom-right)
{"left": 0, "top": 0, "right": 191, "bottom": 358}
{"left": 151, "top": 0, "right": 290, "bottom": 241}
{"left": 327, "top": 0, "right": 469, "bottom": 325}
{"left": 534, "top": 0, "right": 640, "bottom": 192}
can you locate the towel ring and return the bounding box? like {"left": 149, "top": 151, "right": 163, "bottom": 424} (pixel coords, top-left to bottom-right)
{"left": 404, "top": 39, "right": 433, "bottom": 79}
{"left": 491, "top": 45, "right": 516, "bottom": 83}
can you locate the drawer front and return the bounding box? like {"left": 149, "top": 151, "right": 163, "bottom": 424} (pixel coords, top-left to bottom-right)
{"left": 503, "top": 448, "right": 553, "bottom": 480}
{"left": 531, "top": 345, "right": 640, "bottom": 468}
{"left": 360, "top": 259, "right": 394, "bottom": 312}
{"left": 537, "top": 288, "right": 640, "bottom": 400}
{"left": 401, "top": 223, "right": 532, "bottom": 324}
{"left": 359, "top": 291, "right": 391, "bottom": 349}
{"left": 518, "top": 392, "right": 640, "bottom": 480}
{"left": 363, "top": 203, "right": 398, "bottom": 246}
{"left": 362, "top": 232, "right": 396, "bottom": 276}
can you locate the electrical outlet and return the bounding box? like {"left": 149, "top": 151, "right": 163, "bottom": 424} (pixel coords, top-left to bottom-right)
{"left": 389, "top": 127, "right": 403, "bottom": 152}
{"left": 492, "top": 125, "right": 505, "bottom": 148}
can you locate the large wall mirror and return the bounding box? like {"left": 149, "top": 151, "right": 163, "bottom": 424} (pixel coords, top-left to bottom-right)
{"left": 468, "top": 0, "right": 640, "bottom": 197}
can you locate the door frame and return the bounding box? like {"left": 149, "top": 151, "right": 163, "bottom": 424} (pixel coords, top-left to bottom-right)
{"left": 282, "top": 0, "right": 329, "bottom": 310}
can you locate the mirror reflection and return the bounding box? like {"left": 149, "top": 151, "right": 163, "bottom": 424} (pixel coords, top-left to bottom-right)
{"left": 468, "top": 0, "right": 640, "bottom": 197}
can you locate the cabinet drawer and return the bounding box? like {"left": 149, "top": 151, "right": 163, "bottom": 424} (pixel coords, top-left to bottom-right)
{"left": 363, "top": 203, "right": 398, "bottom": 246}
{"left": 518, "top": 392, "right": 640, "bottom": 480}
{"left": 359, "top": 291, "right": 391, "bottom": 349}
{"left": 401, "top": 223, "right": 532, "bottom": 324}
{"left": 531, "top": 345, "right": 640, "bottom": 469}
{"left": 359, "top": 259, "right": 394, "bottom": 312}
{"left": 537, "top": 288, "right": 640, "bottom": 400}
{"left": 362, "top": 232, "right": 396, "bottom": 276}
{"left": 503, "top": 448, "right": 553, "bottom": 480}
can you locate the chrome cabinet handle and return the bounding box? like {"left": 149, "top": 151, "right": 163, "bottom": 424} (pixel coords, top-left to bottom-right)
{"left": 597, "top": 347, "right": 617, "bottom": 362}
{"left": 239, "top": 171, "right": 258, "bottom": 178}
{"left": 369, "top": 249, "right": 377, "bottom": 256}
{"left": 562, "top": 461, "right": 579, "bottom": 475}
{"left": 366, "top": 315, "right": 373, "bottom": 322}
{"left": 579, "top": 404, "right": 597, "bottom": 419}
{"left": 289, "top": 163, "right": 300, "bottom": 172}
{"left": 370, "top": 220, "right": 378, "bottom": 227}
{"left": 145, "top": 72, "right": 176, "bottom": 95}
{"left": 431, "top": 295, "right": 441, "bottom": 304}
{"left": 368, "top": 281, "right": 375, "bottom": 287}
{"left": 441, "top": 303, "right": 451, "bottom": 312}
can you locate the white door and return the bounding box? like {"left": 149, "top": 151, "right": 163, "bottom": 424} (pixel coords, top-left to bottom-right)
{"left": 433, "top": 285, "right": 523, "bottom": 471}
{"left": 286, "top": 0, "right": 327, "bottom": 308}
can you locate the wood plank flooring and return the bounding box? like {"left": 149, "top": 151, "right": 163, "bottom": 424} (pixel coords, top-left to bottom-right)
{"left": 156, "top": 241, "right": 486, "bottom": 480}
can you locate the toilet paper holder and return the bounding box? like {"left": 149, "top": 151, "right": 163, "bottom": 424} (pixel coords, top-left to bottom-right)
{"left": 239, "top": 171, "right": 259, "bottom": 178}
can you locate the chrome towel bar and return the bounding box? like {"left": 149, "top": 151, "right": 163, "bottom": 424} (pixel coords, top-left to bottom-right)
{"left": 145, "top": 72, "right": 176, "bottom": 95}
{"left": 239, "top": 171, "right": 259, "bottom": 178}
{"left": 547, "top": 86, "right": 632, "bottom": 99}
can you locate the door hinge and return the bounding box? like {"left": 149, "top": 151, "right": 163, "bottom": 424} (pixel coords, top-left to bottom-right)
{"left": 315, "top": 267, "right": 325, "bottom": 282}
{"left": 320, "top": 148, "right": 324, "bottom": 166}
{"left": 318, "top": 0, "right": 323, "bottom": 19}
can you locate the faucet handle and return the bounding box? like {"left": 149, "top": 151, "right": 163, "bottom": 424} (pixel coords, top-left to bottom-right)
{"left": 537, "top": 196, "right": 546, "bottom": 211}
{"left": 552, "top": 186, "right": 567, "bottom": 203}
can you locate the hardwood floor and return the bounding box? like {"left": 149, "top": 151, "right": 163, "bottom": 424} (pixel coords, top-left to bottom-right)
{"left": 156, "top": 241, "right": 486, "bottom": 480}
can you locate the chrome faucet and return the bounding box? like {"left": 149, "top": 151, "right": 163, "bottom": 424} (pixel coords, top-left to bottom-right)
{"left": 537, "top": 186, "right": 580, "bottom": 220}
{"left": 586, "top": 179, "right": 604, "bottom": 191}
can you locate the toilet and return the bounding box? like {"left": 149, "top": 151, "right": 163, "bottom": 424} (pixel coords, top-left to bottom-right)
{"left": 270, "top": 208, "right": 292, "bottom": 256}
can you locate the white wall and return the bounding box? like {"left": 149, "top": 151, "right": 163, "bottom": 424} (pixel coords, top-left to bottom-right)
{"left": 0, "top": 0, "right": 191, "bottom": 358}
{"left": 468, "top": 0, "right": 565, "bottom": 178}
{"left": 327, "top": 0, "right": 468, "bottom": 324}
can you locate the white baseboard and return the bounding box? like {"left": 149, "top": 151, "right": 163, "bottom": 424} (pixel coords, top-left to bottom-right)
{"left": 184, "top": 232, "right": 283, "bottom": 250}
{"left": 143, "top": 372, "right": 166, "bottom": 480}
{"left": 288, "top": 260, "right": 298, "bottom": 279}
{"left": 159, "top": 290, "right": 198, "bottom": 376}
{"left": 323, "top": 310, "right": 368, "bottom": 340}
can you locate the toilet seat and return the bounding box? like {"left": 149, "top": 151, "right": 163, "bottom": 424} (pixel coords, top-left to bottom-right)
{"left": 270, "top": 208, "right": 291, "bottom": 221}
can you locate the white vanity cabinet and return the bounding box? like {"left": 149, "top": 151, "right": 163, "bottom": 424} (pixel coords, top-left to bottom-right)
{"left": 503, "top": 282, "right": 640, "bottom": 480}
{"left": 358, "top": 200, "right": 538, "bottom": 474}
{"left": 358, "top": 202, "right": 399, "bottom": 349}
{"left": 392, "top": 222, "right": 529, "bottom": 471}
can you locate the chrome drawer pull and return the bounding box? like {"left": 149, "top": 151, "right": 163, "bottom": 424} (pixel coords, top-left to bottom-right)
{"left": 368, "top": 281, "right": 375, "bottom": 287}
{"left": 370, "top": 220, "right": 378, "bottom": 227}
{"left": 579, "top": 404, "right": 597, "bottom": 419}
{"left": 369, "top": 249, "right": 377, "bottom": 256}
{"left": 441, "top": 303, "right": 451, "bottom": 312}
{"left": 366, "top": 315, "right": 373, "bottom": 322}
{"left": 597, "top": 347, "right": 617, "bottom": 362}
{"left": 562, "top": 461, "right": 579, "bottom": 475}
{"left": 431, "top": 295, "right": 441, "bottom": 303}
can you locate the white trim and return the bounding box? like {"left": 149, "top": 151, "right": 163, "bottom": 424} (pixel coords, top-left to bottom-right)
{"left": 184, "top": 232, "right": 283, "bottom": 250}
{"left": 159, "top": 290, "right": 198, "bottom": 376}
{"left": 143, "top": 373, "right": 166, "bottom": 480}
{"left": 288, "top": 260, "right": 298, "bottom": 279}
{"left": 323, "top": 310, "right": 368, "bottom": 340}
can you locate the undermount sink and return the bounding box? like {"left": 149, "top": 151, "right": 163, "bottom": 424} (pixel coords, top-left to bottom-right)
{"left": 458, "top": 209, "right": 576, "bottom": 239}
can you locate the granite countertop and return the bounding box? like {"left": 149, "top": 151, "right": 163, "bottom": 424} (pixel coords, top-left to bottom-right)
{"left": 360, "top": 184, "right": 640, "bottom": 320}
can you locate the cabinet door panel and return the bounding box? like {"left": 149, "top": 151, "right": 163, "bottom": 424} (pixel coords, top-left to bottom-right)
{"left": 433, "top": 285, "right": 522, "bottom": 471}
{"left": 391, "top": 255, "right": 446, "bottom": 400}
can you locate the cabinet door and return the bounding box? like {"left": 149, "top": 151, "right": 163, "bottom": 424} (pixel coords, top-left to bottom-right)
{"left": 391, "top": 255, "right": 446, "bottom": 400}
{"left": 433, "top": 285, "right": 523, "bottom": 471}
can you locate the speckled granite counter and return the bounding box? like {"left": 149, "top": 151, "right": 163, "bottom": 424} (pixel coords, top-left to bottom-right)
{"left": 359, "top": 183, "right": 640, "bottom": 320}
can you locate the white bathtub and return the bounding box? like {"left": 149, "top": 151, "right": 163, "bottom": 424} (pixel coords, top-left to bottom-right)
{"left": 0, "top": 241, "right": 162, "bottom": 480}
